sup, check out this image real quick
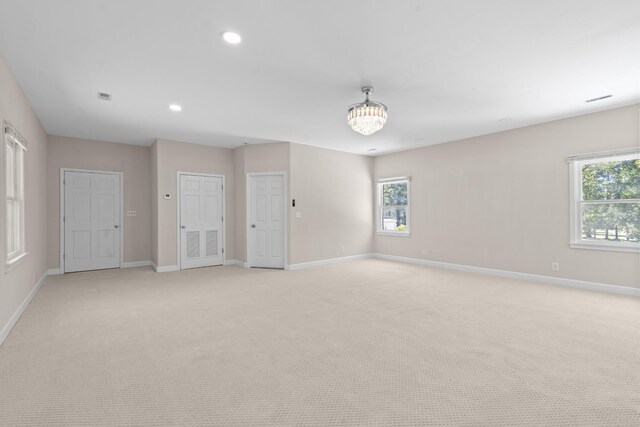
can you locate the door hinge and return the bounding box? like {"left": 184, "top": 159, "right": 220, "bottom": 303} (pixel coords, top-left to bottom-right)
{"left": 63, "top": 216, "right": 65, "bottom": 222}
{"left": 63, "top": 254, "right": 65, "bottom": 260}
{"left": 221, "top": 184, "right": 223, "bottom": 190}
{"left": 222, "top": 248, "right": 224, "bottom": 254}
{"left": 221, "top": 216, "right": 224, "bottom": 222}
{"left": 63, "top": 179, "right": 66, "bottom": 185}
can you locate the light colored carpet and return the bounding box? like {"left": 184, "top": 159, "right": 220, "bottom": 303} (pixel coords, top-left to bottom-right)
{"left": 1, "top": 259, "right": 639, "bottom": 426}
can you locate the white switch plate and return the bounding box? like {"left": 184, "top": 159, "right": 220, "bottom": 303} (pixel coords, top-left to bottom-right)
{"left": 163, "top": 194, "right": 171, "bottom": 199}
{"left": 127, "top": 211, "right": 137, "bottom": 217}
{"left": 551, "top": 262, "right": 560, "bottom": 271}
{"left": 295, "top": 211, "right": 302, "bottom": 219}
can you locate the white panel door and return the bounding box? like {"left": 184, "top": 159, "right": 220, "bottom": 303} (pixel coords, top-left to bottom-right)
{"left": 180, "top": 175, "right": 224, "bottom": 269}
{"left": 248, "top": 174, "right": 284, "bottom": 269}
{"left": 64, "top": 171, "right": 121, "bottom": 273}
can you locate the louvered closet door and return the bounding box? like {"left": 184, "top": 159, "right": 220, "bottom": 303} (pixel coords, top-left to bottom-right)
{"left": 180, "top": 175, "right": 224, "bottom": 269}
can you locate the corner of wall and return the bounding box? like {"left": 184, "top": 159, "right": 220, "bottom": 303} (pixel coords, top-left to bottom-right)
{"left": 150, "top": 140, "right": 159, "bottom": 266}
{"left": 233, "top": 145, "right": 246, "bottom": 263}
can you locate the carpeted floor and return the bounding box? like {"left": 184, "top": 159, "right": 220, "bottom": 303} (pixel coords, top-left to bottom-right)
{"left": 1, "top": 259, "right": 639, "bottom": 426}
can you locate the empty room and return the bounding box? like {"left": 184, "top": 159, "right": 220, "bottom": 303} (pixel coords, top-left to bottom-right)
{"left": 1, "top": 1, "right": 639, "bottom": 425}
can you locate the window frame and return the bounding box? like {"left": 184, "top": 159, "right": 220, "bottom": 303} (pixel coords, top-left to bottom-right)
{"left": 376, "top": 177, "right": 411, "bottom": 236}
{"left": 4, "top": 122, "right": 28, "bottom": 270}
{"left": 568, "top": 149, "right": 640, "bottom": 253}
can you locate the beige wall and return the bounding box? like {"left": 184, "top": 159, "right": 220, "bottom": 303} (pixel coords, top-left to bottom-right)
{"left": 289, "top": 143, "right": 374, "bottom": 265}
{"left": 46, "top": 136, "right": 151, "bottom": 268}
{"left": 233, "top": 146, "right": 246, "bottom": 263}
{"left": 0, "top": 53, "right": 48, "bottom": 336}
{"left": 374, "top": 105, "right": 640, "bottom": 289}
{"left": 234, "top": 143, "right": 290, "bottom": 263}
{"left": 153, "top": 139, "right": 235, "bottom": 267}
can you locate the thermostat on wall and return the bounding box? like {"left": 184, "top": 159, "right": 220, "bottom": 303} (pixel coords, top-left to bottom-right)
{"left": 164, "top": 193, "right": 171, "bottom": 199}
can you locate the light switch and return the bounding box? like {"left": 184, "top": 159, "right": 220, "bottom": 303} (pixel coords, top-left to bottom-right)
{"left": 127, "top": 211, "right": 137, "bottom": 217}
{"left": 295, "top": 211, "right": 302, "bottom": 219}
{"left": 163, "top": 193, "right": 171, "bottom": 199}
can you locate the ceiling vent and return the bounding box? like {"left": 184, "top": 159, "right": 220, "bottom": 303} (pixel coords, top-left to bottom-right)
{"left": 97, "top": 92, "right": 112, "bottom": 101}
{"left": 585, "top": 94, "right": 612, "bottom": 103}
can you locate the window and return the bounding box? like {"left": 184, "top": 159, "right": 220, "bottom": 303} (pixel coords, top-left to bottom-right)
{"left": 5, "top": 122, "right": 27, "bottom": 266}
{"left": 377, "top": 177, "right": 410, "bottom": 235}
{"left": 569, "top": 149, "right": 639, "bottom": 252}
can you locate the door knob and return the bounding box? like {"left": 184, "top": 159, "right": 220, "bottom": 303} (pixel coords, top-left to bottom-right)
{"left": 251, "top": 224, "right": 256, "bottom": 228}
{"left": 181, "top": 225, "right": 186, "bottom": 229}
{"left": 114, "top": 225, "right": 119, "bottom": 229}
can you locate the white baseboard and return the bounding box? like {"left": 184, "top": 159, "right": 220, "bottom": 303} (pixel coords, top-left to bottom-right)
{"left": 374, "top": 253, "right": 640, "bottom": 297}
{"left": 48, "top": 261, "right": 151, "bottom": 275}
{"left": 0, "top": 271, "right": 48, "bottom": 348}
{"left": 151, "top": 263, "right": 179, "bottom": 273}
{"left": 152, "top": 261, "right": 241, "bottom": 271}
{"left": 47, "top": 253, "right": 637, "bottom": 297}
{"left": 286, "top": 253, "right": 374, "bottom": 270}
{"left": 223, "top": 259, "right": 248, "bottom": 267}
{"left": 122, "top": 260, "right": 152, "bottom": 268}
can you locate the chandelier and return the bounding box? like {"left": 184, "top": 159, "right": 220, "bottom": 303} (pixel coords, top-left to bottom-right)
{"left": 347, "top": 86, "right": 387, "bottom": 136}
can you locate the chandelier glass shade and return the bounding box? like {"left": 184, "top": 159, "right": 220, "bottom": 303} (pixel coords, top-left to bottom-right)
{"left": 347, "top": 86, "right": 387, "bottom": 136}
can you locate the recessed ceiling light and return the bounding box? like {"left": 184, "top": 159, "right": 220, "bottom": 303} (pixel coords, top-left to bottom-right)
{"left": 169, "top": 104, "right": 182, "bottom": 112}
{"left": 97, "top": 92, "right": 111, "bottom": 101}
{"left": 367, "top": 148, "right": 377, "bottom": 152}
{"left": 222, "top": 31, "right": 242, "bottom": 44}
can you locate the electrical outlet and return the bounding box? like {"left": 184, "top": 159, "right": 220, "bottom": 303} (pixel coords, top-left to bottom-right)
{"left": 295, "top": 211, "right": 302, "bottom": 219}
{"left": 551, "top": 262, "right": 560, "bottom": 271}
{"left": 421, "top": 248, "right": 427, "bottom": 255}
{"left": 127, "top": 211, "right": 137, "bottom": 217}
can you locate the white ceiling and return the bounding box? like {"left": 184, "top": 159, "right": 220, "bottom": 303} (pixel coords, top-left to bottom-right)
{"left": 0, "top": 0, "right": 639, "bottom": 155}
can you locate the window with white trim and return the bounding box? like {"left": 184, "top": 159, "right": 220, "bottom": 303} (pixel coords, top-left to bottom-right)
{"left": 5, "top": 123, "right": 27, "bottom": 266}
{"left": 377, "top": 177, "right": 410, "bottom": 234}
{"left": 569, "top": 150, "right": 639, "bottom": 252}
